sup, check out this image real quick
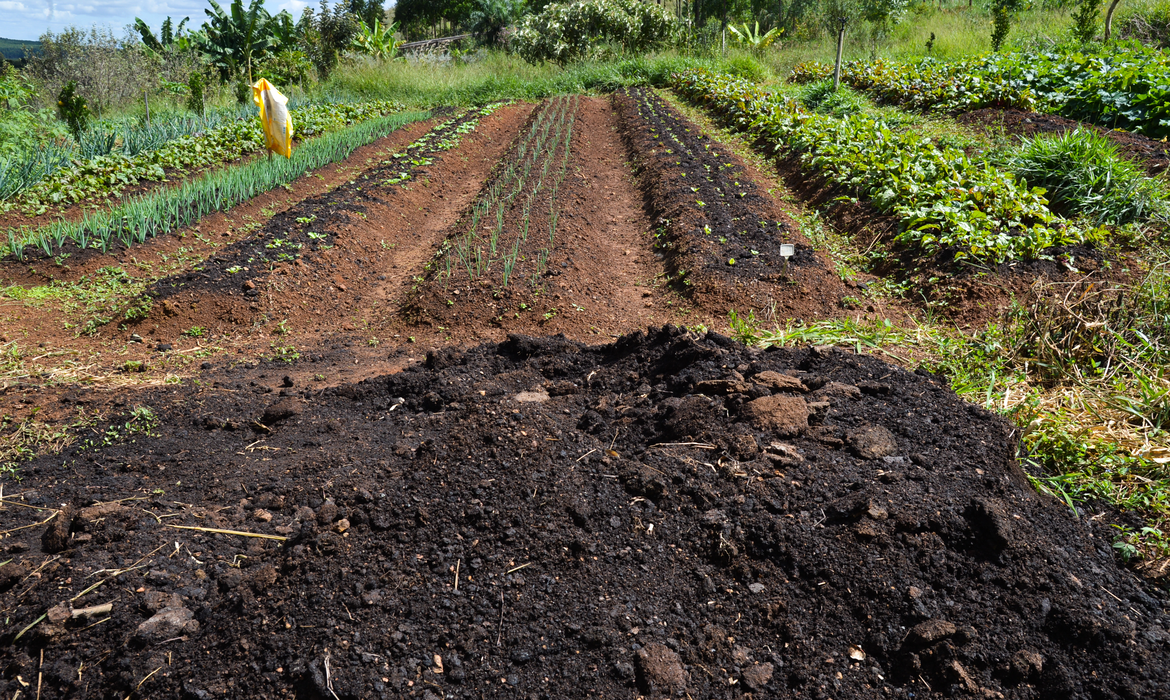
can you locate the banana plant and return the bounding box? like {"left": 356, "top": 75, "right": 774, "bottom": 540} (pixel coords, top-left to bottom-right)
{"left": 350, "top": 19, "right": 403, "bottom": 61}
{"left": 728, "top": 21, "right": 782, "bottom": 51}
{"left": 198, "top": 0, "right": 277, "bottom": 84}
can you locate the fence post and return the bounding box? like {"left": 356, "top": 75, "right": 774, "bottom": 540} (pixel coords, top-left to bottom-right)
{"left": 833, "top": 17, "right": 846, "bottom": 92}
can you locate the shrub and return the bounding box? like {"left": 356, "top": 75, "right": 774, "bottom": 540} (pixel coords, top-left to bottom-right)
{"left": 797, "top": 80, "right": 867, "bottom": 116}
{"left": 724, "top": 54, "right": 767, "bottom": 82}
{"left": 186, "top": 72, "right": 205, "bottom": 114}
{"left": 513, "top": 0, "right": 681, "bottom": 65}
{"left": 1071, "top": 0, "right": 1103, "bottom": 42}
{"left": 57, "top": 81, "right": 91, "bottom": 141}
{"left": 1007, "top": 129, "right": 1166, "bottom": 226}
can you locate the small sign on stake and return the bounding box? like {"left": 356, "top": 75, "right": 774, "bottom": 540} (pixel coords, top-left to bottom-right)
{"left": 780, "top": 243, "right": 795, "bottom": 274}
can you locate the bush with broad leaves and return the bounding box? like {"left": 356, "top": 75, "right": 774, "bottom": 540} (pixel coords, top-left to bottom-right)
{"left": 513, "top": 0, "right": 682, "bottom": 65}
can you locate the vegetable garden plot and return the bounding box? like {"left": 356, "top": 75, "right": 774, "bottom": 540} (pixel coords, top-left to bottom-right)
{"left": 137, "top": 106, "right": 505, "bottom": 323}
{"left": 2, "top": 328, "right": 1168, "bottom": 700}
{"left": 792, "top": 47, "right": 1170, "bottom": 139}
{"left": 614, "top": 87, "right": 847, "bottom": 318}
{"left": 2, "top": 110, "right": 432, "bottom": 264}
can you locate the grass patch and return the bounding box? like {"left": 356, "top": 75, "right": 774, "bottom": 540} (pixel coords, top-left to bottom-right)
{"left": 325, "top": 51, "right": 772, "bottom": 107}
{"left": 1006, "top": 129, "right": 1168, "bottom": 226}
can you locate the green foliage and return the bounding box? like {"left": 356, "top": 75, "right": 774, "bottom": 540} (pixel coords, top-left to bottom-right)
{"left": 468, "top": 0, "right": 525, "bottom": 47}
{"left": 0, "top": 64, "right": 65, "bottom": 162}
{"left": 326, "top": 51, "right": 753, "bottom": 106}
{"left": 198, "top": 0, "right": 293, "bottom": 84}
{"left": 674, "top": 67, "right": 1097, "bottom": 265}
{"left": 4, "top": 110, "right": 427, "bottom": 260}
{"left": 5, "top": 100, "right": 403, "bottom": 214}
{"left": 1007, "top": 129, "right": 1166, "bottom": 225}
{"left": 991, "top": 0, "right": 1013, "bottom": 51}
{"left": 298, "top": 0, "right": 360, "bottom": 80}
{"left": 790, "top": 46, "right": 1170, "bottom": 139}
{"left": 57, "top": 81, "right": 91, "bottom": 142}
{"left": 728, "top": 22, "right": 783, "bottom": 52}
{"left": 723, "top": 54, "right": 768, "bottom": 82}
{"left": 513, "top": 0, "right": 682, "bottom": 65}
{"left": 1071, "top": 0, "right": 1104, "bottom": 42}
{"left": 797, "top": 79, "right": 867, "bottom": 116}
{"left": 349, "top": 19, "right": 402, "bottom": 60}
{"left": 186, "top": 72, "right": 205, "bottom": 114}
{"left": 256, "top": 48, "right": 314, "bottom": 86}
{"left": 134, "top": 16, "right": 191, "bottom": 58}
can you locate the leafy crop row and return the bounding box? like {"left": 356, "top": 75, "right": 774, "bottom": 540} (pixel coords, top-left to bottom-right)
{"left": 673, "top": 68, "right": 1097, "bottom": 264}
{"left": 3, "top": 110, "right": 430, "bottom": 261}
{"left": 792, "top": 45, "right": 1170, "bottom": 138}
{"left": 2, "top": 100, "right": 403, "bottom": 215}
{"left": 0, "top": 96, "right": 325, "bottom": 203}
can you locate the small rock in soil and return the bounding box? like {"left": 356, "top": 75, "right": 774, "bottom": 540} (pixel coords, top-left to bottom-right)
{"left": 742, "top": 395, "right": 808, "bottom": 437}
{"left": 847, "top": 424, "right": 898, "bottom": 459}
{"left": 262, "top": 399, "right": 300, "bottom": 425}
{"left": 156, "top": 343, "right": 173, "bottom": 352}
{"left": 636, "top": 642, "right": 687, "bottom": 694}
{"left": 135, "top": 606, "right": 198, "bottom": 643}
{"left": 40, "top": 506, "right": 73, "bottom": 553}
{"left": 741, "top": 662, "right": 773, "bottom": 690}
{"left": 752, "top": 370, "right": 806, "bottom": 393}
{"left": 906, "top": 618, "right": 957, "bottom": 647}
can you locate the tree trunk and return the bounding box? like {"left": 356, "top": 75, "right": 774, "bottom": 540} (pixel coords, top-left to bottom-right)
{"left": 1105, "top": 0, "right": 1122, "bottom": 41}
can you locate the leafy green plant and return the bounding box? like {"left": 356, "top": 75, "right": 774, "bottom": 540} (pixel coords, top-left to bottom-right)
{"left": 728, "top": 22, "right": 782, "bottom": 52}
{"left": 673, "top": 68, "right": 1095, "bottom": 265}
{"left": 187, "top": 72, "right": 206, "bottom": 115}
{"left": 1007, "top": 129, "right": 1166, "bottom": 225}
{"left": 350, "top": 18, "right": 402, "bottom": 60}
{"left": 514, "top": 0, "right": 681, "bottom": 65}
{"left": 1072, "top": 0, "right": 1104, "bottom": 42}
{"left": 57, "top": 82, "right": 91, "bottom": 142}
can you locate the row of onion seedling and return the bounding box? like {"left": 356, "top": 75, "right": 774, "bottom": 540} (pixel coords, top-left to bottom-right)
{"left": 438, "top": 96, "right": 579, "bottom": 290}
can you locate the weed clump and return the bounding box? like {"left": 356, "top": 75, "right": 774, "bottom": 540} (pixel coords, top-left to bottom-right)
{"left": 1008, "top": 129, "right": 1166, "bottom": 226}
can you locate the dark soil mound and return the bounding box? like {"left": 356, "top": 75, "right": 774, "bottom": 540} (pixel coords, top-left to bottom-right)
{"left": 2, "top": 327, "right": 1168, "bottom": 699}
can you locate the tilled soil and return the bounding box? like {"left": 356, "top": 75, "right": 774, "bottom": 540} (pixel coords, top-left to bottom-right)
{"left": 615, "top": 88, "right": 847, "bottom": 321}
{"left": 2, "top": 327, "right": 1168, "bottom": 700}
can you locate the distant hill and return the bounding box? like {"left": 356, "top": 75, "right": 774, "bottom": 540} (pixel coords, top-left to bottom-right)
{"left": 0, "top": 37, "right": 40, "bottom": 61}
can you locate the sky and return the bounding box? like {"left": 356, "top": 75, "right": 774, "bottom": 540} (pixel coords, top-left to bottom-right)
{"left": 2, "top": 0, "right": 374, "bottom": 42}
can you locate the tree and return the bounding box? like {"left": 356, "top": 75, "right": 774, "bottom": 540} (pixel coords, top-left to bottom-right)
{"left": 198, "top": 0, "right": 276, "bottom": 85}
{"left": 297, "top": 0, "right": 359, "bottom": 79}
{"left": 1104, "top": 0, "right": 1122, "bottom": 41}
{"left": 134, "top": 16, "right": 190, "bottom": 57}
{"left": 347, "top": 0, "right": 386, "bottom": 31}
{"left": 467, "top": 0, "right": 525, "bottom": 46}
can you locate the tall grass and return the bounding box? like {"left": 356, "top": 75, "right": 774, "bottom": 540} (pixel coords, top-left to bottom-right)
{"left": 325, "top": 51, "right": 771, "bottom": 106}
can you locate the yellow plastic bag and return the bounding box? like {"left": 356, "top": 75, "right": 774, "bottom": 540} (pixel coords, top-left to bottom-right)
{"left": 252, "top": 78, "right": 294, "bottom": 158}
